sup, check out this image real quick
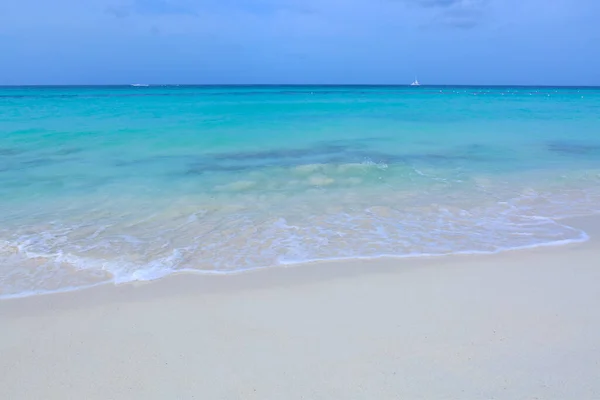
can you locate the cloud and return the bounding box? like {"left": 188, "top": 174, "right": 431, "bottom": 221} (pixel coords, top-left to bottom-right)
{"left": 136, "top": 0, "right": 197, "bottom": 15}
{"left": 105, "top": 0, "right": 198, "bottom": 18}
{"left": 104, "top": 0, "right": 316, "bottom": 19}
{"left": 403, "top": 0, "right": 490, "bottom": 29}
{"left": 407, "top": 0, "right": 488, "bottom": 8}
{"left": 412, "top": 0, "right": 463, "bottom": 7}
{"left": 105, "top": 5, "right": 131, "bottom": 18}
{"left": 440, "top": 4, "right": 486, "bottom": 29}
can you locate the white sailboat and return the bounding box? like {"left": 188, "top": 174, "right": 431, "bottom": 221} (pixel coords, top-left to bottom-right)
{"left": 410, "top": 77, "right": 421, "bottom": 86}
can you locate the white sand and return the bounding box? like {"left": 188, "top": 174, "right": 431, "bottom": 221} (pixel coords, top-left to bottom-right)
{"left": 1, "top": 216, "right": 600, "bottom": 399}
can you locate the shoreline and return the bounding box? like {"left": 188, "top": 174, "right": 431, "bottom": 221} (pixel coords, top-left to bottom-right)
{"left": 1, "top": 215, "right": 598, "bottom": 309}
{"left": 1, "top": 216, "right": 600, "bottom": 398}
{"left": 1, "top": 215, "right": 596, "bottom": 302}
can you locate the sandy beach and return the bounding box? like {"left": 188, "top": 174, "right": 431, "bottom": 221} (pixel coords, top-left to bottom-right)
{"left": 1, "top": 216, "right": 599, "bottom": 399}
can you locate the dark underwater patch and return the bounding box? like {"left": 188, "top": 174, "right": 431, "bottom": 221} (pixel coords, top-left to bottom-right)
{"left": 21, "top": 158, "right": 56, "bottom": 167}
{"left": 185, "top": 164, "right": 252, "bottom": 175}
{"left": 14, "top": 156, "right": 80, "bottom": 170}
{"left": 54, "top": 147, "right": 84, "bottom": 156}
{"left": 0, "top": 148, "right": 23, "bottom": 156}
{"left": 119, "top": 140, "right": 505, "bottom": 178}
{"left": 209, "top": 142, "right": 352, "bottom": 162}
{"left": 114, "top": 155, "right": 197, "bottom": 168}
{"left": 548, "top": 141, "right": 600, "bottom": 155}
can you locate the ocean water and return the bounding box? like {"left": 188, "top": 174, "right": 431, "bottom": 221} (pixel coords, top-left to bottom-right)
{"left": 1, "top": 85, "right": 600, "bottom": 298}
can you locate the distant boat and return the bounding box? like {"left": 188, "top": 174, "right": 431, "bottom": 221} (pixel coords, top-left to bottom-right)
{"left": 131, "top": 84, "right": 150, "bottom": 87}
{"left": 410, "top": 78, "right": 421, "bottom": 86}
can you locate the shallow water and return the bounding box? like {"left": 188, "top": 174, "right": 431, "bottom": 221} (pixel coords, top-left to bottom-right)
{"left": 1, "top": 85, "right": 599, "bottom": 298}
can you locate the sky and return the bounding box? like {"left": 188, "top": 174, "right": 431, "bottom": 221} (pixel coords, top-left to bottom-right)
{"left": 0, "top": 0, "right": 599, "bottom": 85}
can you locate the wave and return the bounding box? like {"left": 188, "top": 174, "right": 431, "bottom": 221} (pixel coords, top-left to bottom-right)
{"left": 1, "top": 191, "right": 596, "bottom": 300}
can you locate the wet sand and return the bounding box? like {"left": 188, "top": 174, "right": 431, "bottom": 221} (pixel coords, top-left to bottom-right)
{"left": 1, "top": 216, "right": 599, "bottom": 399}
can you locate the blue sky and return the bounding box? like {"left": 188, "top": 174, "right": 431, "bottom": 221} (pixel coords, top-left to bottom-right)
{"left": 1, "top": 0, "right": 598, "bottom": 85}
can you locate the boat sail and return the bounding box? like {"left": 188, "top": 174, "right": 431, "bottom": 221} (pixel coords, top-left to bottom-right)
{"left": 410, "top": 78, "right": 421, "bottom": 86}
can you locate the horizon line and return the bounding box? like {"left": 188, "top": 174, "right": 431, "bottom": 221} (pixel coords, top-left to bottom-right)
{"left": 1, "top": 83, "right": 599, "bottom": 88}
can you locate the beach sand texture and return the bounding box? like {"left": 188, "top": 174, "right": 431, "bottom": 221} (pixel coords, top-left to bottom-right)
{"left": 1, "top": 216, "right": 599, "bottom": 400}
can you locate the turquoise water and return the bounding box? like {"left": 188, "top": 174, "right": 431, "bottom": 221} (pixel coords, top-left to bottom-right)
{"left": 1, "top": 85, "right": 600, "bottom": 298}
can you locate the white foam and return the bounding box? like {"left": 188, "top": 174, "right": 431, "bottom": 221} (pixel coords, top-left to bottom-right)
{"left": 2, "top": 177, "right": 600, "bottom": 300}
{"left": 308, "top": 175, "right": 334, "bottom": 186}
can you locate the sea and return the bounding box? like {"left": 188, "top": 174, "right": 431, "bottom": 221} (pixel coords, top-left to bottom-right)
{"left": 1, "top": 85, "right": 599, "bottom": 299}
